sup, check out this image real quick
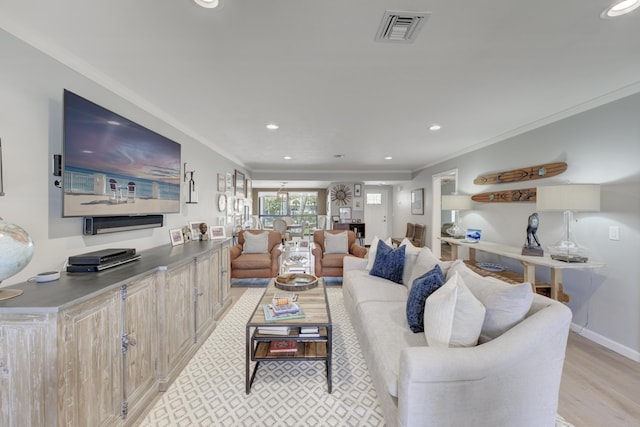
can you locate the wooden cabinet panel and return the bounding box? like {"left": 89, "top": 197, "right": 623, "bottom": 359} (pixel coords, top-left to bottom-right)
{"left": 122, "top": 274, "right": 159, "bottom": 424}
{"left": 58, "top": 290, "right": 122, "bottom": 427}
{"left": 195, "top": 251, "right": 218, "bottom": 341}
{"left": 0, "top": 313, "right": 56, "bottom": 427}
{"left": 159, "top": 261, "right": 195, "bottom": 387}
{"left": 220, "top": 241, "right": 231, "bottom": 309}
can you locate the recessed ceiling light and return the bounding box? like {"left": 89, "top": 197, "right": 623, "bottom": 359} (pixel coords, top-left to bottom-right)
{"left": 384, "top": 156, "right": 393, "bottom": 160}
{"left": 601, "top": 0, "right": 640, "bottom": 18}
{"left": 283, "top": 156, "right": 292, "bottom": 160}
{"left": 194, "top": 0, "right": 219, "bottom": 8}
{"left": 266, "top": 123, "right": 279, "bottom": 130}
{"left": 428, "top": 124, "right": 442, "bottom": 132}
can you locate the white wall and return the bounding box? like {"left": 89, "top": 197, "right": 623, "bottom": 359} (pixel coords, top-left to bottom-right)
{"left": 395, "top": 92, "right": 640, "bottom": 360}
{"left": 0, "top": 29, "right": 245, "bottom": 285}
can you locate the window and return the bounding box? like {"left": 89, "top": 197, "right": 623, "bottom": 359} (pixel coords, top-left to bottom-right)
{"left": 258, "top": 191, "right": 319, "bottom": 234}
{"left": 366, "top": 193, "right": 382, "bottom": 205}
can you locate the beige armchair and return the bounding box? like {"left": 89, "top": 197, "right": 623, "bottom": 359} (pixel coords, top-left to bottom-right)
{"left": 312, "top": 230, "right": 367, "bottom": 277}
{"left": 230, "top": 230, "right": 282, "bottom": 278}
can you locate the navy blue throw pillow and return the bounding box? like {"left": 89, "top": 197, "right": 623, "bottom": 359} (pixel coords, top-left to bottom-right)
{"left": 369, "top": 240, "right": 406, "bottom": 284}
{"left": 406, "top": 265, "right": 446, "bottom": 333}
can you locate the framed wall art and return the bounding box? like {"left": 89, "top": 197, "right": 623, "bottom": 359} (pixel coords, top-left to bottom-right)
{"left": 246, "top": 178, "right": 252, "bottom": 199}
{"left": 225, "top": 172, "right": 233, "bottom": 192}
{"left": 411, "top": 188, "right": 424, "bottom": 215}
{"left": 354, "top": 184, "right": 361, "bottom": 197}
{"left": 234, "top": 169, "right": 245, "bottom": 197}
{"left": 217, "top": 173, "right": 226, "bottom": 192}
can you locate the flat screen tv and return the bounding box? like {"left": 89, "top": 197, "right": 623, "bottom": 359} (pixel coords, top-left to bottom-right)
{"left": 62, "top": 90, "right": 181, "bottom": 217}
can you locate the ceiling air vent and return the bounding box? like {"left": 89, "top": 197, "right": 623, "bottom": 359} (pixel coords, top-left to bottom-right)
{"left": 375, "top": 10, "right": 431, "bottom": 43}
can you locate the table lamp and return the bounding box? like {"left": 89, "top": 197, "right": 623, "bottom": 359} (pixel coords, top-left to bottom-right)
{"left": 442, "top": 194, "right": 472, "bottom": 238}
{"left": 536, "top": 184, "right": 600, "bottom": 262}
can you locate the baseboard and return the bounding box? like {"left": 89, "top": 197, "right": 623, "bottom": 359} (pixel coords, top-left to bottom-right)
{"left": 570, "top": 323, "right": 640, "bottom": 362}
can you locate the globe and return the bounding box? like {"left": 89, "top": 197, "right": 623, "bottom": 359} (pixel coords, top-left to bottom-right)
{"left": 0, "top": 217, "right": 34, "bottom": 282}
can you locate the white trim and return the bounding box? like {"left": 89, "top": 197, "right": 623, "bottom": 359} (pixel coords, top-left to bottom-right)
{"left": 571, "top": 323, "right": 640, "bottom": 363}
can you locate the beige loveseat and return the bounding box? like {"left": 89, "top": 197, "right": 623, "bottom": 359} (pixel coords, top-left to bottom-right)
{"left": 342, "top": 242, "right": 572, "bottom": 427}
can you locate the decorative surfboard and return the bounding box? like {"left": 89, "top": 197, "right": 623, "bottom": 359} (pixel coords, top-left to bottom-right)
{"left": 472, "top": 188, "right": 536, "bottom": 203}
{"left": 474, "top": 162, "right": 567, "bottom": 185}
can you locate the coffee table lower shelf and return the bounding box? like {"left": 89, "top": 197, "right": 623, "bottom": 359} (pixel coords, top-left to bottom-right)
{"left": 246, "top": 328, "right": 332, "bottom": 394}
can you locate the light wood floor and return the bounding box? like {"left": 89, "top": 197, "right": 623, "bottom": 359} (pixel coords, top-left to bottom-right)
{"left": 560, "top": 332, "right": 640, "bottom": 426}
{"left": 231, "top": 287, "right": 639, "bottom": 426}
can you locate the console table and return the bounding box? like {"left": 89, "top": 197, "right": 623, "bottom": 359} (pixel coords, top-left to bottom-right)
{"left": 440, "top": 237, "right": 605, "bottom": 301}
{"left": 332, "top": 222, "right": 365, "bottom": 245}
{"left": 0, "top": 239, "right": 232, "bottom": 427}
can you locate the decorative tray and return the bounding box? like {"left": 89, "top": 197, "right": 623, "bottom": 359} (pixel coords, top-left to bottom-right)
{"left": 475, "top": 262, "right": 506, "bottom": 272}
{"left": 274, "top": 273, "right": 318, "bottom": 291}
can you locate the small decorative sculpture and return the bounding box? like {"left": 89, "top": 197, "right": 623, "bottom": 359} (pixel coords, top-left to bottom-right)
{"left": 522, "top": 212, "right": 544, "bottom": 256}
{"left": 199, "top": 223, "right": 209, "bottom": 240}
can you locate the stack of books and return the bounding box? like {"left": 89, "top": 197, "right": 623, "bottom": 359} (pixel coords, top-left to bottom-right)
{"left": 257, "top": 326, "right": 291, "bottom": 336}
{"left": 299, "top": 326, "right": 320, "bottom": 338}
{"left": 264, "top": 293, "right": 305, "bottom": 322}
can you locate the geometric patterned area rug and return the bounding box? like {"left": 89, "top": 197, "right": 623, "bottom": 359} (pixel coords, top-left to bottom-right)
{"left": 138, "top": 287, "right": 386, "bottom": 426}
{"left": 137, "top": 287, "right": 574, "bottom": 427}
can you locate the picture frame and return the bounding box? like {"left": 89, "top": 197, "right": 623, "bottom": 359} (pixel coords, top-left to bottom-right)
{"left": 339, "top": 207, "right": 352, "bottom": 221}
{"left": 189, "top": 220, "right": 207, "bottom": 240}
{"left": 246, "top": 178, "right": 252, "bottom": 199}
{"left": 169, "top": 228, "right": 184, "bottom": 246}
{"left": 217, "top": 173, "right": 226, "bottom": 192}
{"left": 332, "top": 215, "right": 339, "bottom": 222}
{"left": 354, "top": 184, "right": 361, "bottom": 197}
{"left": 225, "top": 172, "right": 233, "bottom": 192}
{"left": 411, "top": 188, "right": 424, "bottom": 215}
{"left": 234, "top": 169, "right": 245, "bottom": 197}
{"left": 209, "top": 225, "right": 226, "bottom": 240}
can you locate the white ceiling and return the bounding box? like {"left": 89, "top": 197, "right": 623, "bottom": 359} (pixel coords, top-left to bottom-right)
{"left": 2, "top": 0, "right": 639, "bottom": 189}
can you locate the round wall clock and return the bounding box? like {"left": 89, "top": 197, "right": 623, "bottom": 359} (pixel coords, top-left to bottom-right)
{"left": 330, "top": 184, "right": 352, "bottom": 206}
{"left": 218, "top": 194, "right": 227, "bottom": 212}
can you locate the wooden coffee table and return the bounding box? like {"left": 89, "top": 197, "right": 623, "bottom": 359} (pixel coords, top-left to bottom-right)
{"left": 245, "top": 278, "right": 332, "bottom": 393}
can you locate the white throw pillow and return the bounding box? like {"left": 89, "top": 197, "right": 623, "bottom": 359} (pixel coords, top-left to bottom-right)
{"left": 324, "top": 231, "right": 348, "bottom": 254}
{"left": 424, "top": 272, "right": 486, "bottom": 348}
{"left": 407, "top": 247, "right": 454, "bottom": 290}
{"left": 399, "top": 238, "right": 422, "bottom": 286}
{"left": 366, "top": 236, "right": 392, "bottom": 270}
{"left": 242, "top": 231, "right": 269, "bottom": 254}
{"left": 446, "top": 260, "right": 534, "bottom": 341}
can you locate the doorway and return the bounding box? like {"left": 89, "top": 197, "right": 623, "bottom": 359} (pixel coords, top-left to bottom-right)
{"left": 364, "top": 188, "right": 389, "bottom": 246}
{"left": 430, "top": 169, "right": 458, "bottom": 258}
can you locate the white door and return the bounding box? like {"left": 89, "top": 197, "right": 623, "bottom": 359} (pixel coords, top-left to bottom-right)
{"left": 364, "top": 188, "right": 390, "bottom": 245}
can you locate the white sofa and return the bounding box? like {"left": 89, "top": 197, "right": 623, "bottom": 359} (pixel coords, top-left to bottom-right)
{"left": 342, "top": 245, "right": 572, "bottom": 427}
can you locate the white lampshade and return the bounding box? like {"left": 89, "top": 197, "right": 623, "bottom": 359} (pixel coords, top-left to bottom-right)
{"left": 536, "top": 184, "right": 600, "bottom": 212}
{"left": 536, "top": 184, "right": 600, "bottom": 262}
{"left": 441, "top": 194, "right": 472, "bottom": 211}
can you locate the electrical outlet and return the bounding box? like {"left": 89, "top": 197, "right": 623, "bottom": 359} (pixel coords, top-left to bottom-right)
{"left": 609, "top": 226, "right": 620, "bottom": 241}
